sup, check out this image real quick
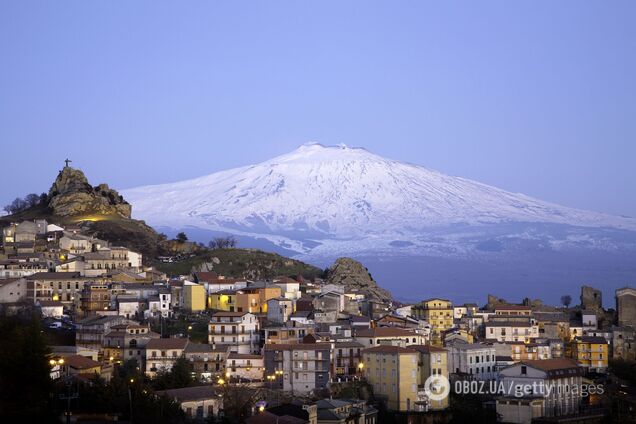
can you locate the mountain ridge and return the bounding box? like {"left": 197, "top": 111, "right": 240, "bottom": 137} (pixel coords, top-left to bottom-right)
{"left": 123, "top": 143, "right": 636, "bottom": 259}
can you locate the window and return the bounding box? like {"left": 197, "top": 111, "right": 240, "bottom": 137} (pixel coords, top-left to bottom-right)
{"left": 521, "top": 365, "right": 527, "bottom": 375}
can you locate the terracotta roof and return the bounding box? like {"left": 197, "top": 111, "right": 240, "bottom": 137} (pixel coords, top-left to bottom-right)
{"left": 0, "top": 278, "right": 24, "bottom": 287}
{"left": 27, "top": 272, "right": 82, "bottom": 280}
{"left": 246, "top": 411, "right": 307, "bottom": 424}
{"left": 146, "top": 338, "right": 188, "bottom": 350}
{"left": 211, "top": 311, "right": 250, "bottom": 317}
{"left": 64, "top": 354, "right": 100, "bottom": 370}
{"left": 576, "top": 336, "right": 608, "bottom": 344}
{"left": 521, "top": 358, "right": 581, "bottom": 373}
{"left": 184, "top": 342, "right": 215, "bottom": 353}
{"left": 264, "top": 343, "right": 330, "bottom": 351}
{"left": 194, "top": 271, "right": 218, "bottom": 283}
{"left": 355, "top": 327, "right": 419, "bottom": 338}
{"left": 156, "top": 385, "right": 219, "bottom": 402}
{"left": 334, "top": 341, "right": 365, "bottom": 348}
{"left": 362, "top": 345, "right": 416, "bottom": 355}
{"left": 486, "top": 321, "right": 533, "bottom": 327}
{"left": 227, "top": 353, "right": 263, "bottom": 360}
{"left": 409, "top": 344, "right": 447, "bottom": 353}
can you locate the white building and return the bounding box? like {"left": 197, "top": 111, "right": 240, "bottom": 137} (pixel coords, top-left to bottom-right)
{"left": 117, "top": 298, "right": 142, "bottom": 319}
{"left": 354, "top": 327, "right": 426, "bottom": 349}
{"left": 273, "top": 278, "right": 301, "bottom": 301}
{"left": 39, "top": 300, "right": 64, "bottom": 318}
{"left": 208, "top": 311, "right": 259, "bottom": 354}
{"left": 225, "top": 353, "right": 264, "bottom": 381}
{"left": 145, "top": 292, "right": 172, "bottom": 318}
{"left": 145, "top": 338, "right": 189, "bottom": 377}
{"left": 448, "top": 341, "right": 497, "bottom": 380}
{"left": 0, "top": 277, "right": 27, "bottom": 303}
{"left": 497, "top": 359, "right": 584, "bottom": 422}
{"left": 485, "top": 321, "right": 539, "bottom": 343}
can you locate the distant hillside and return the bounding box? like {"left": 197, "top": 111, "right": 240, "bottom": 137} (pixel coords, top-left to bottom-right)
{"left": 0, "top": 165, "right": 324, "bottom": 281}
{"left": 159, "top": 248, "right": 324, "bottom": 280}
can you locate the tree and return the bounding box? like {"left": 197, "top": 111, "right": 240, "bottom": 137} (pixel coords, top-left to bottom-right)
{"left": 3, "top": 197, "right": 28, "bottom": 214}
{"left": 175, "top": 232, "right": 188, "bottom": 243}
{"left": 210, "top": 235, "right": 237, "bottom": 249}
{"left": 24, "top": 193, "right": 41, "bottom": 208}
{"left": 218, "top": 383, "right": 263, "bottom": 423}
{"left": 152, "top": 357, "right": 194, "bottom": 390}
{"left": 0, "top": 314, "right": 55, "bottom": 421}
{"left": 561, "top": 295, "right": 572, "bottom": 308}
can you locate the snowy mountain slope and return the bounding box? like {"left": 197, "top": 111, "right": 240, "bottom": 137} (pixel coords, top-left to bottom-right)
{"left": 122, "top": 143, "right": 636, "bottom": 256}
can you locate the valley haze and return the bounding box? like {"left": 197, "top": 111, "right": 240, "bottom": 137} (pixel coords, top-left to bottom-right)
{"left": 123, "top": 143, "right": 636, "bottom": 306}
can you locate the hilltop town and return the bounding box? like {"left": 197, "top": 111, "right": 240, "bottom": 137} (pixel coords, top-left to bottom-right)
{"left": 1, "top": 165, "right": 635, "bottom": 424}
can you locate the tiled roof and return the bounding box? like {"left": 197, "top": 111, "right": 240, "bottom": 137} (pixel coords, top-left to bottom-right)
{"left": 521, "top": 358, "right": 581, "bottom": 373}
{"left": 362, "top": 345, "right": 415, "bottom": 355}
{"left": 27, "top": 272, "right": 82, "bottom": 280}
{"left": 408, "top": 344, "right": 447, "bottom": 353}
{"left": 227, "top": 353, "right": 263, "bottom": 360}
{"left": 146, "top": 338, "right": 188, "bottom": 350}
{"left": 264, "top": 343, "right": 330, "bottom": 351}
{"left": 355, "top": 327, "right": 418, "bottom": 338}
{"left": 156, "top": 385, "right": 219, "bottom": 402}
{"left": 64, "top": 354, "right": 100, "bottom": 370}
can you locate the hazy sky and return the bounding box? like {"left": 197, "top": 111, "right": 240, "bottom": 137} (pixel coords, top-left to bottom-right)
{"left": 1, "top": 1, "right": 635, "bottom": 217}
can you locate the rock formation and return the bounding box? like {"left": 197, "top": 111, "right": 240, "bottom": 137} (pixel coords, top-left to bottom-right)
{"left": 47, "top": 166, "right": 131, "bottom": 218}
{"left": 325, "top": 257, "right": 392, "bottom": 303}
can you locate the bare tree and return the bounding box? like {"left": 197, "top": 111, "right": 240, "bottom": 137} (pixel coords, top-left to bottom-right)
{"left": 24, "top": 193, "right": 40, "bottom": 208}
{"left": 210, "top": 235, "right": 237, "bottom": 249}
{"left": 561, "top": 295, "right": 572, "bottom": 308}
{"left": 3, "top": 197, "right": 27, "bottom": 214}
{"left": 218, "top": 383, "right": 262, "bottom": 422}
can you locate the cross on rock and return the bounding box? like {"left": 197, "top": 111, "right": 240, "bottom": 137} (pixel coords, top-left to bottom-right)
{"left": 64, "top": 158, "right": 72, "bottom": 168}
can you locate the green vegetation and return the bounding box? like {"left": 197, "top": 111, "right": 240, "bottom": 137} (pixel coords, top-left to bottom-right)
{"left": 0, "top": 314, "right": 56, "bottom": 422}
{"left": 157, "top": 247, "right": 324, "bottom": 280}
{"left": 150, "top": 316, "right": 209, "bottom": 343}
{"left": 66, "top": 359, "right": 186, "bottom": 424}
{"left": 152, "top": 357, "right": 195, "bottom": 390}
{"left": 610, "top": 359, "right": 636, "bottom": 386}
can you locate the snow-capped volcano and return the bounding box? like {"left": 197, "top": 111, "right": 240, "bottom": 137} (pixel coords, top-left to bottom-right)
{"left": 123, "top": 143, "right": 636, "bottom": 258}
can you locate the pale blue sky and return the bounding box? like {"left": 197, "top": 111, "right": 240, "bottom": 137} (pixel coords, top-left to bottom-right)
{"left": 1, "top": 1, "right": 635, "bottom": 217}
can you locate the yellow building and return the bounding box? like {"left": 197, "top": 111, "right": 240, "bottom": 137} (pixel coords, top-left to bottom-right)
{"left": 570, "top": 336, "right": 608, "bottom": 373}
{"left": 208, "top": 290, "right": 237, "bottom": 311}
{"left": 235, "top": 284, "right": 281, "bottom": 313}
{"left": 363, "top": 345, "right": 419, "bottom": 412}
{"left": 413, "top": 298, "right": 453, "bottom": 345}
{"left": 183, "top": 283, "right": 206, "bottom": 312}
{"left": 410, "top": 345, "right": 450, "bottom": 410}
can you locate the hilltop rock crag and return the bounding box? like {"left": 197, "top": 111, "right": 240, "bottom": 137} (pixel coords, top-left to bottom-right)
{"left": 325, "top": 257, "right": 392, "bottom": 303}
{"left": 47, "top": 167, "right": 131, "bottom": 218}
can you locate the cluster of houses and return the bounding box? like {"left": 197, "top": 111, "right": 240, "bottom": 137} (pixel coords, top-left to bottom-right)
{"left": 1, "top": 218, "right": 636, "bottom": 423}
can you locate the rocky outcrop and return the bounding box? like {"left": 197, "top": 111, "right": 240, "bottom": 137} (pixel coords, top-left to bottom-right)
{"left": 190, "top": 248, "right": 323, "bottom": 281}
{"left": 325, "top": 257, "right": 392, "bottom": 303}
{"left": 47, "top": 167, "right": 131, "bottom": 218}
